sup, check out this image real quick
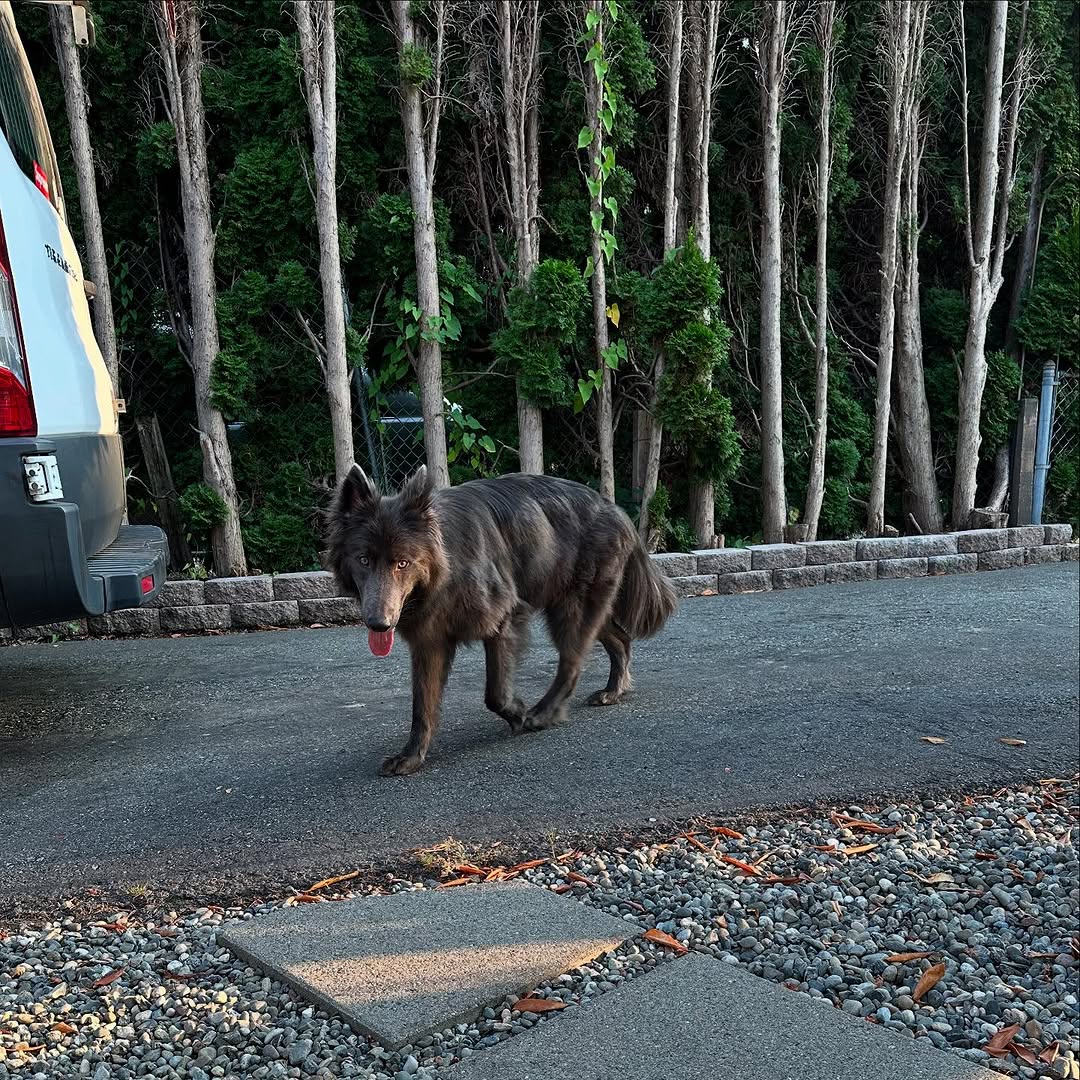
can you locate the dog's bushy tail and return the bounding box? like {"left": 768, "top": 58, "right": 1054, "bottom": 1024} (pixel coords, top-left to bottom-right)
{"left": 614, "top": 540, "right": 678, "bottom": 640}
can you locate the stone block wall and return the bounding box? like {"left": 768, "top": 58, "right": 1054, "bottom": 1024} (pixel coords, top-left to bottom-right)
{"left": 4, "top": 526, "right": 1075, "bottom": 641}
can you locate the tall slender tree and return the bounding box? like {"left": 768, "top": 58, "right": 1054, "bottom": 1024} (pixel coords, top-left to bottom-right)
{"left": 293, "top": 0, "right": 353, "bottom": 483}
{"left": 152, "top": 0, "right": 247, "bottom": 575}
{"left": 953, "top": 0, "right": 1033, "bottom": 527}
{"left": 49, "top": 4, "right": 119, "bottom": 395}
{"left": 799, "top": 0, "right": 837, "bottom": 543}
{"left": 391, "top": 0, "right": 450, "bottom": 489}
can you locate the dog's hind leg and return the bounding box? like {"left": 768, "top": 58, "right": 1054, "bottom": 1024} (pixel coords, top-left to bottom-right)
{"left": 520, "top": 582, "right": 619, "bottom": 733}
{"left": 381, "top": 641, "right": 455, "bottom": 776}
{"left": 586, "top": 621, "right": 632, "bottom": 706}
{"left": 484, "top": 608, "right": 529, "bottom": 729}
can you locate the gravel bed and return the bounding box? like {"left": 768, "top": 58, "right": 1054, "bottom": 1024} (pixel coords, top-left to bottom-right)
{"left": 1, "top": 780, "right": 1076, "bottom": 1080}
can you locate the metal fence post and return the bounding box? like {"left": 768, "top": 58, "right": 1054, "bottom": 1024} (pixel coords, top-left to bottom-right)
{"left": 1031, "top": 361, "right": 1057, "bottom": 525}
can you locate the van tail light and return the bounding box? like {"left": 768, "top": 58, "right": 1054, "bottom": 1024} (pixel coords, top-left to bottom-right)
{"left": 0, "top": 210, "right": 36, "bottom": 437}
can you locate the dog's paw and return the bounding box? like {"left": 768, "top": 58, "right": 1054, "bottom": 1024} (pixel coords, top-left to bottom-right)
{"left": 519, "top": 703, "right": 566, "bottom": 732}
{"left": 380, "top": 751, "right": 424, "bottom": 776}
{"left": 586, "top": 688, "right": 624, "bottom": 706}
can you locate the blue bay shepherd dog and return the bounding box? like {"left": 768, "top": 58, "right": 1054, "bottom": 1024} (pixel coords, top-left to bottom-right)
{"left": 328, "top": 465, "right": 677, "bottom": 775}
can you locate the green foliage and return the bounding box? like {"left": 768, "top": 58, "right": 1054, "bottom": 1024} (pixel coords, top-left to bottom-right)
{"left": 641, "top": 485, "right": 697, "bottom": 553}
{"left": 179, "top": 483, "right": 228, "bottom": 536}
{"left": 494, "top": 260, "right": 588, "bottom": 408}
{"left": 1017, "top": 208, "right": 1080, "bottom": 361}
{"left": 399, "top": 42, "right": 433, "bottom": 87}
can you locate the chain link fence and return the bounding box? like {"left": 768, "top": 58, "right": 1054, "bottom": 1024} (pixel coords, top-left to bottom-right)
{"left": 1051, "top": 369, "right": 1078, "bottom": 465}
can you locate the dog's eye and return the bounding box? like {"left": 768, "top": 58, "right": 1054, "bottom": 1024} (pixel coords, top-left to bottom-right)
{"left": 396, "top": 559, "right": 410, "bottom": 570}
{"left": 359, "top": 556, "right": 369, "bottom": 566}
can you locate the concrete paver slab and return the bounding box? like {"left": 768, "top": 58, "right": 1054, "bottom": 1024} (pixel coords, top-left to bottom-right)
{"left": 219, "top": 881, "right": 634, "bottom": 1049}
{"left": 452, "top": 952, "right": 1000, "bottom": 1080}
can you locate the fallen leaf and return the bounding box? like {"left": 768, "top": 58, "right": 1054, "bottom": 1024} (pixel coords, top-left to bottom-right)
{"left": 1013, "top": 1043, "right": 1039, "bottom": 1065}
{"left": 622, "top": 899, "right": 646, "bottom": 913}
{"left": 454, "top": 864, "right": 487, "bottom": 877}
{"left": 885, "top": 951, "right": 933, "bottom": 963}
{"left": 307, "top": 870, "right": 360, "bottom": 892}
{"left": 514, "top": 997, "right": 566, "bottom": 1013}
{"left": 567, "top": 871, "right": 597, "bottom": 887}
{"left": 643, "top": 928, "right": 688, "bottom": 954}
{"left": 308, "top": 622, "right": 327, "bottom": 629}
{"left": 1040, "top": 1042, "right": 1060, "bottom": 1065}
{"left": 841, "top": 843, "right": 879, "bottom": 856}
{"left": 550, "top": 884, "right": 572, "bottom": 894}
{"left": 920, "top": 736, "right": 947, "bottom": 744}
{"left": 164, "top": 971, "right": 194, "bottom": 981}
{"left": 509, "top": 859, "right": 548, "bottom": 871}
{"left": 96, "top": 921, "right": 127, "bottom": 932}
{"left": 92, "top": 968, "right": 124, "bottom": 989}
{"left": 983, "top": 1024, "right": 1021, "bottom": 1057}
{"left": 437, "top": 877, "right": 471, "bottom": 888}
{"left": 1027, "top": 951, "right": 1057, "bottom": 959}
{"left": 974, "top": 852, "right": 997, "bottom": 860}
{"left": 682, "top": 833, "right": 712, "bottom": 854}
{"left": 51, "top": 1022, "right": 78, "bottom": 1035}
{"left": 720, "top": 855, "right": 761, "bottom": 876}
{"left": 707, "top": 826, "right": 745, "bottom": 840}
{"left": 762, "top": 875, "right": 805, "bottom": 885}
{"left": 912, "top": 962, "right": 945, "bottom": 1002}
{"left": 14, "top": 1044, "right": 45, "bottom": 1054}
{"left": 1070, "top": 936, "right": 1079, "bottom": 959}
{"left": 998, "top": 737, "right": 1027, "bottom": 747}
{"left": 283, "top": 893, "right": 321, "bottom": 905}
{"left": 912, "top": 871, "right": 956, "bottom": 886}
{"left": 830, "top": 813, "right": 899, "bottom": 835}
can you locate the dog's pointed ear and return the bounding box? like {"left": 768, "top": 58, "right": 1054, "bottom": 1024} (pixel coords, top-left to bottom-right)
{"left": 398, "top": 465, "right": 433, "bottom": 513}
{"left": 337, "top": 463, "right": 379, "bottom": 514}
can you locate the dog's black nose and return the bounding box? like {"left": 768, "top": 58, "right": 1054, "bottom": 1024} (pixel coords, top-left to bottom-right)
{"left": 366, "top": 618, "right": 391, "bottom": 632}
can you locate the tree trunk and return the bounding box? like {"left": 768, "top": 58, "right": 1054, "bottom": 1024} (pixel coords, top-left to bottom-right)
{"left": 758, "top": 0, "right": 788, "bottom": 544}
{"left": 867, "top": 1, "right": 920, "bottom": 537}
{"left": 393, "top": 0, "right": 449, "bottom": 489}
{"left": 639, "top": 0, "right": 683, "bottom": 545}
{"left": 136, "top": 413, "right": 191, "bottom": 569}
{"left": 1005, "top": 141, "right": 1043, "bottom": 356}
{"left": 294, "top": 0, "right": 354, "bottom": 483}
{"left": 585, "top": 1, "right": 615, "bottom": 502}
{"left": 891, "top": 12, "right": 941, "bottom": 534}
{"left": 801, "top": 1, "right": 835, "bottom": 543}
{"left": 50, "top": 6, "right": 119, "bottom": 396}
{"left": 953, "top": 0, "right": 1010, "bottom": 528}
{"left": 498, "top": 2, "right": 544, "bottom": 474}
{"left": 154, "top": 0, "right": 246, "bottom": 576}
{"left": 685, "top": 0, "right": 719, "bottom": 546}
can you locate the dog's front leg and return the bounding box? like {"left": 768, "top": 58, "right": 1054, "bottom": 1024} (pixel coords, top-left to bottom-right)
{"left": 381, "top": 642, "right": 454, "bottom": 776}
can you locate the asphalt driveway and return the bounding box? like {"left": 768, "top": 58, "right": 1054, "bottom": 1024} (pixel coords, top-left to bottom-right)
{"left": 1, "top": 563, "right": 1076, "bottom": 904}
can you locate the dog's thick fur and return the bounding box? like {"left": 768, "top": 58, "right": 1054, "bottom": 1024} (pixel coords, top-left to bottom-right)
{"left": 328, "top": 466, "right": 677, "bottom": 775}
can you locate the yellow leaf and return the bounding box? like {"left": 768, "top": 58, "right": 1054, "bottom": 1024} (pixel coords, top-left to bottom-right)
{"left": 606, "top": 302, "right": 620, "bottom": 327}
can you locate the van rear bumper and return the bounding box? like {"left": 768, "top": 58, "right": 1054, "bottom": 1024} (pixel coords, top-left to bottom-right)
{"left": 0, "top": 436, "right": 166, "bottom": 629}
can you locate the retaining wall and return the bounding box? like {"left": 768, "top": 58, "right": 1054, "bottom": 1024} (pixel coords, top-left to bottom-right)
{"left": 3, "top": 524, "right": 1075, "bottom": 641}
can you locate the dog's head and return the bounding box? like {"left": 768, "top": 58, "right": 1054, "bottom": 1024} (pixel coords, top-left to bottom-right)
{"left": 327, "top": 465, "right": 445, "bottom": 645}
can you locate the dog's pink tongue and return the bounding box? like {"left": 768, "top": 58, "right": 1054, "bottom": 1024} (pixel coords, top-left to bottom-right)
{"left": 368, "top": 628, "right": 394, "bottom": 657}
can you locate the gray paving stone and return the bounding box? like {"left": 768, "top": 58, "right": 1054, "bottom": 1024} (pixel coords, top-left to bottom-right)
{"left": 749, "top": 543, "right": 805, "bottom": 570}
{"left": 87, "top": 608, "right": 161, "bottom": 636}
{"left": 877, "top": 557, "right": 928, "bottom": 579}
{"left": 648, "top": 553, "right": 697, "bottom": 578}
{"left": 230, "top": 600, "right": 300, "bottom": 628}
{"left": 670, "top": 574, "right": 718, "bottom": 597}
{"left": 856, "top": 534, "right": 956, "bottom": 560}
{"left": 692, "top": 548, "right": 751, "bottom": 574}
{"left": 147, "top": 579, "right": 204, "bottom": 608}
{"left": 297, "top": 597, "right": 363, "bottom": 624}
{"left": 1024, "top": 545, "right": 1063, "bottom": 565}
{"left": 772, "top": 565, "right": 825, "bottom": 589}
{"left": 273, "top": 571, "right": 341, "bottom": 600}
{"left": 1007, "top": 525, "right": 1045, "bottom": 549}
{"left": 978, "top": 547, "right": 1025, "bottom": 571}
{"left": 1044, "top": 523, "right": 1074, "bottom": 544}
{"left": 801, "top": 539, "right": 856, "bottom": 566}
{"left": 716, "top": 570, "right": 772, "bottom": 595}
{"left": 158, "top": 605, "right": 231, "bottom": 632}
{"left": 219, "top": 881, "right": 633, "bottom": 1050}
{"left": 1059, "top": 542, "right": 1079, "bottom": 562}
{"left": 825, "top": 561, "right": 877, "bottom": 584}
{"left": 928, "top": 553, "right": 978, "bottom": 576}
{"left": 454, "top": 952, "right": 997, "bottom": 1080}
{"left": 203, "top": 575, "right": 274, "bottom": 605}
{"left": 956, "top": 528, "right": 1008, "bottom": 554}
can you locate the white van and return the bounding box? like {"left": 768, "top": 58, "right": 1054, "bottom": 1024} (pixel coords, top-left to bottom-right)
{"left": 0, "top": 0, "right": 164, "bottom": 629}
